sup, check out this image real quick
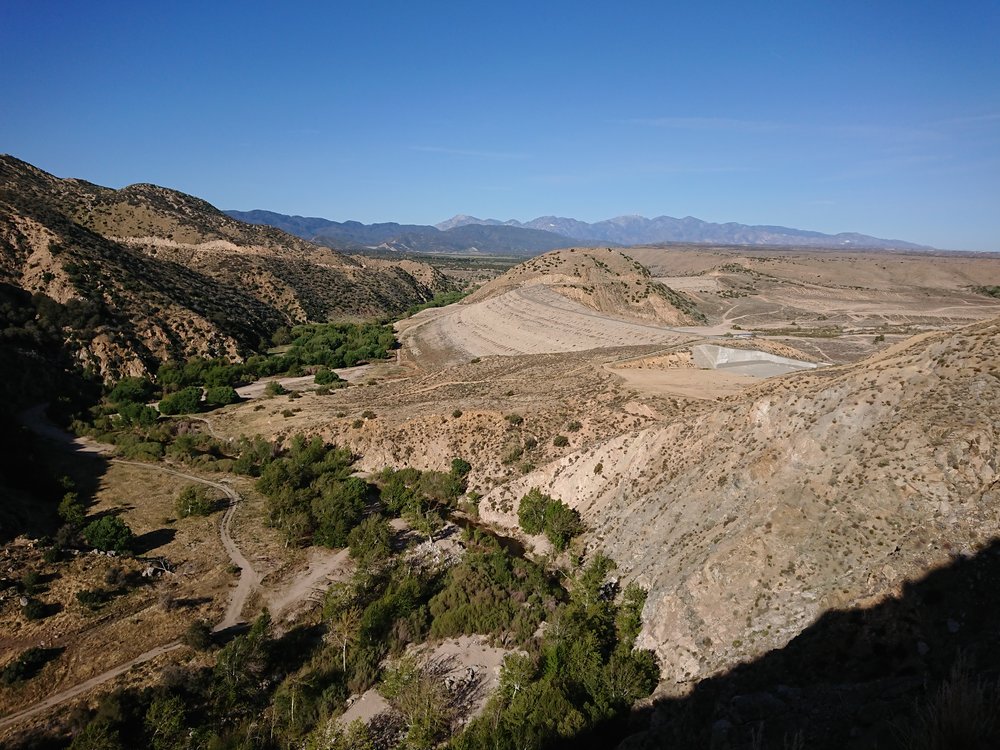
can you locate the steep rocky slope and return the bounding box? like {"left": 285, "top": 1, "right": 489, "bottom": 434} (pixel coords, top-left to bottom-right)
{"left": 465, "top": 247, "right": 705, "bottom": 326}
{"left": 0, "top": 156, "right": 447, "bottom": 377}
{"left": 481, "top": 318, "right": 999, "bottom": 689}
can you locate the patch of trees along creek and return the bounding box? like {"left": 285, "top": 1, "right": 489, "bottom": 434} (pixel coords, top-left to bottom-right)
{"left": 3, "top": 314, "right": 659, "bottom": 750}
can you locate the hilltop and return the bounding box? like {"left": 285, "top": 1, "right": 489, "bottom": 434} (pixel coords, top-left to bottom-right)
{"left": 466, "top": 247, "right": 704, "bottom": 326}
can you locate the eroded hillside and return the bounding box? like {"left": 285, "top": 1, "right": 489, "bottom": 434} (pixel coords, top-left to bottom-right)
{"left": 0, "top": 156, "right": 448, "bottom": 377}
{"left": 480, "top": 318, "right": 1000, "bottom": 688}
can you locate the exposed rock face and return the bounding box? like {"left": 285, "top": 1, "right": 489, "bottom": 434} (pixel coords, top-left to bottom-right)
{"left": 481, "top": 319, "right": 999, "bottom": 688}
{"left": 0, "top": 155, "right": 448, "bottom": 378}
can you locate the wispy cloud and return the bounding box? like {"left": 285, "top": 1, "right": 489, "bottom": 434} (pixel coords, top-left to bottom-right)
{"left": 931, "top": 112, "right": 1000, "bottom": 128}
{"left": 620, "top": 116, "right": 942, "bottom": 142}
{"left": 618, "top": 116, "right": 787, "bottom": 132}
{"left": 639, "top": 164, "right": 756, "bottom": 175}
{"left": 411, "top": 146, "right": 529, "bottom": 160}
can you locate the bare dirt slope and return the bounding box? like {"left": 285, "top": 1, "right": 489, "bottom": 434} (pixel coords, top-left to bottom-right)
{"left": 480, "top": 317, "right": 1000, "bottom": 689}
{"left": 398, "top": 284, "right": 690, "bottom": 370}
{"left": 466, "top": 247, "right": 703, "bottom": 326}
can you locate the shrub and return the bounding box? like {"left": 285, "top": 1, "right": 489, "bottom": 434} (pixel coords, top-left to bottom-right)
{"left": 567, "top": 420, "right": 583, "bottom": 432}
{"left": 452, "top": 409, "right": 463, "bottom": 418}
{"left": 264, "top": 380, "right": 288, "bottom": 397}
{"left": 82, "top": 516, "right": 134, "bottom": 554}
{"left": 76, "top": 588, "right": 111, "bottom": 610}
{"left": 505, "top": 413, "right": 524, "bottom": 426}
{"left": 22, "top": 598, "right": 47, "bottom": 620}
{"left": 361, "top": 410, "right": 376, "bottom": 420}
{"left": 314, "top": 367, "right": 341, "bottom": 385}
{"left": 108, "top": 376, "right": 154, "bottom": 405}
{"left": 158, "top": 386, "right": 203, "bottom": 415}
{"left": 1, "top": 647, "right": 56, "bottom": 684}
{"left": 176, "top": 485, "right": 215, "bottom": 517}
{"left": 20, "top": 570, "right": 41, "bottom": 596}
{"left": 182, "top": 620, "right": 214, "bottom": 650}
{"left": 553, "top": 435, "right": 569, "bottom": 447}
{"left": 58, "top": 491, "right": 86, "bottom": 528}
{"left": 204, "top": 385, "right": 239, "bottom": 407}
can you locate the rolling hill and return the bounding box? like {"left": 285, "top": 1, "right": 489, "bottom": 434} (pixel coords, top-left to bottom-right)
{"left": 0, "top": 155, "right": 448, "bottom": 380}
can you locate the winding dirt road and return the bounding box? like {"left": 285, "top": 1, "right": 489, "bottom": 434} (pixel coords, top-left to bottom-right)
{"left": 1, "top": 415, "right": 260, "bottom": 732}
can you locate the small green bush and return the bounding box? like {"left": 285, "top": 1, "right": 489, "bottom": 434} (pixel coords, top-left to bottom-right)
{"left": 22, "top": 598, "right": 47, "bottom": 620}
{"left": 264, "top": 381, "right": 288, "bottom": 397}
{"left": 176, "top": 485, "right": 215, "bottom": 518}
{"left": 553, "top": 435, "right": 569, "bottom": 447}
{"left": 314, "top": 367, "right": 341, "bottom": 385}
{"left": 82, "top": 516, "right": 134, "bottom": 554}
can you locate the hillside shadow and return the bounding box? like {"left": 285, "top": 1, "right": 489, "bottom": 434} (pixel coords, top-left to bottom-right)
{"left": 0, "top": 414, "right": 111, "bottom": 545}
{"left": 578, "top": 538, "right": 1000, "bottom": 750}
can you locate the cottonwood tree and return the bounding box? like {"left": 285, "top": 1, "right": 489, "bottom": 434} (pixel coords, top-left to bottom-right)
{"left": 327, "top": 607, "right": 361, "bottom": 671}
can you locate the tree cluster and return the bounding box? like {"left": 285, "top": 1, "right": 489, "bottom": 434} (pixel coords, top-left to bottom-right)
{"left": 517, "top": 488, "right": 584, "bottom": 551}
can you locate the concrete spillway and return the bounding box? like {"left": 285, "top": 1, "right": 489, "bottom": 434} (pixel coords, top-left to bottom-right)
{"left": 692, "top": 344, "right": 818, "bottom": 378}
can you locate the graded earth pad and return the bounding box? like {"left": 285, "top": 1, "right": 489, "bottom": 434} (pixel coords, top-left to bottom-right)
{"left": 691, "top": 343, "right": 820, "bottom": 377}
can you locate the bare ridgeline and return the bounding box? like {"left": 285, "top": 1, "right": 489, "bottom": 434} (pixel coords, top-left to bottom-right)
{"left": 2, "top": 154, "right": 1000, "bottom": 748}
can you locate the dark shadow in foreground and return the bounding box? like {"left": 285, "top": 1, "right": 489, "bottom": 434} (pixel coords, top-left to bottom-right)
{"left": 568, "top": 537, "right": 1000, "bottom": 750}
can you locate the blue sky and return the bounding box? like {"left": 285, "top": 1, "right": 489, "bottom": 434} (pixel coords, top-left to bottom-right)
{"left": 2, "top": 1, "right": 998, "bottom": 250}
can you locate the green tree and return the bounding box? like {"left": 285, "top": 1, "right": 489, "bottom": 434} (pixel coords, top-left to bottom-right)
{"left": 450, "top": 457, "right": 472, "bottom": 480}
{"left": 347, "top": 514, "right": 392, "bottom": 569}
{"left": 327, "top": 607, "right": 362, "bottom": 671}
{"left": 70, "top": 719, "right": 124, "bottom": 750}
{"left": 381, "top": 658, "right": 451, "bottom": 749}
{"left": 58, "top": 491, "right": 86, "bottom": 528}
{"left": 204, "top": 385, "right": 239, "bottom": 407}
{"left": 543, "top": 499, "right": 583, "bottom": 552}
{"left": 144, "top": 694, "right": 187, "bottom": 750}
{"left": 82, "top": 516, "right": 134, "bottom": 554}
{"left": 108, "top": 376, "right": 154, "bottom": 405}
{"left": 175, "top": 485, "right": 215, "bottom": 518}
{"left": 517, "top": 488, "right": 549, "bottom": 535}
{"left": 158, "top": 386, "right": 203, "bottom": 415}
{"left": 312, "top": 477, "right": 367, "bottom": 547}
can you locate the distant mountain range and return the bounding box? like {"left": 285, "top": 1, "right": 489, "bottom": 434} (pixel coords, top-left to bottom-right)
{"left": 435, "top": 214, "right": 933, "bottom": 251}
{"left": 225, "top": 210, "right": 587, "bottom": 255}
{"left": 227, "top": 209, "right": 931, "bottom": 254}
